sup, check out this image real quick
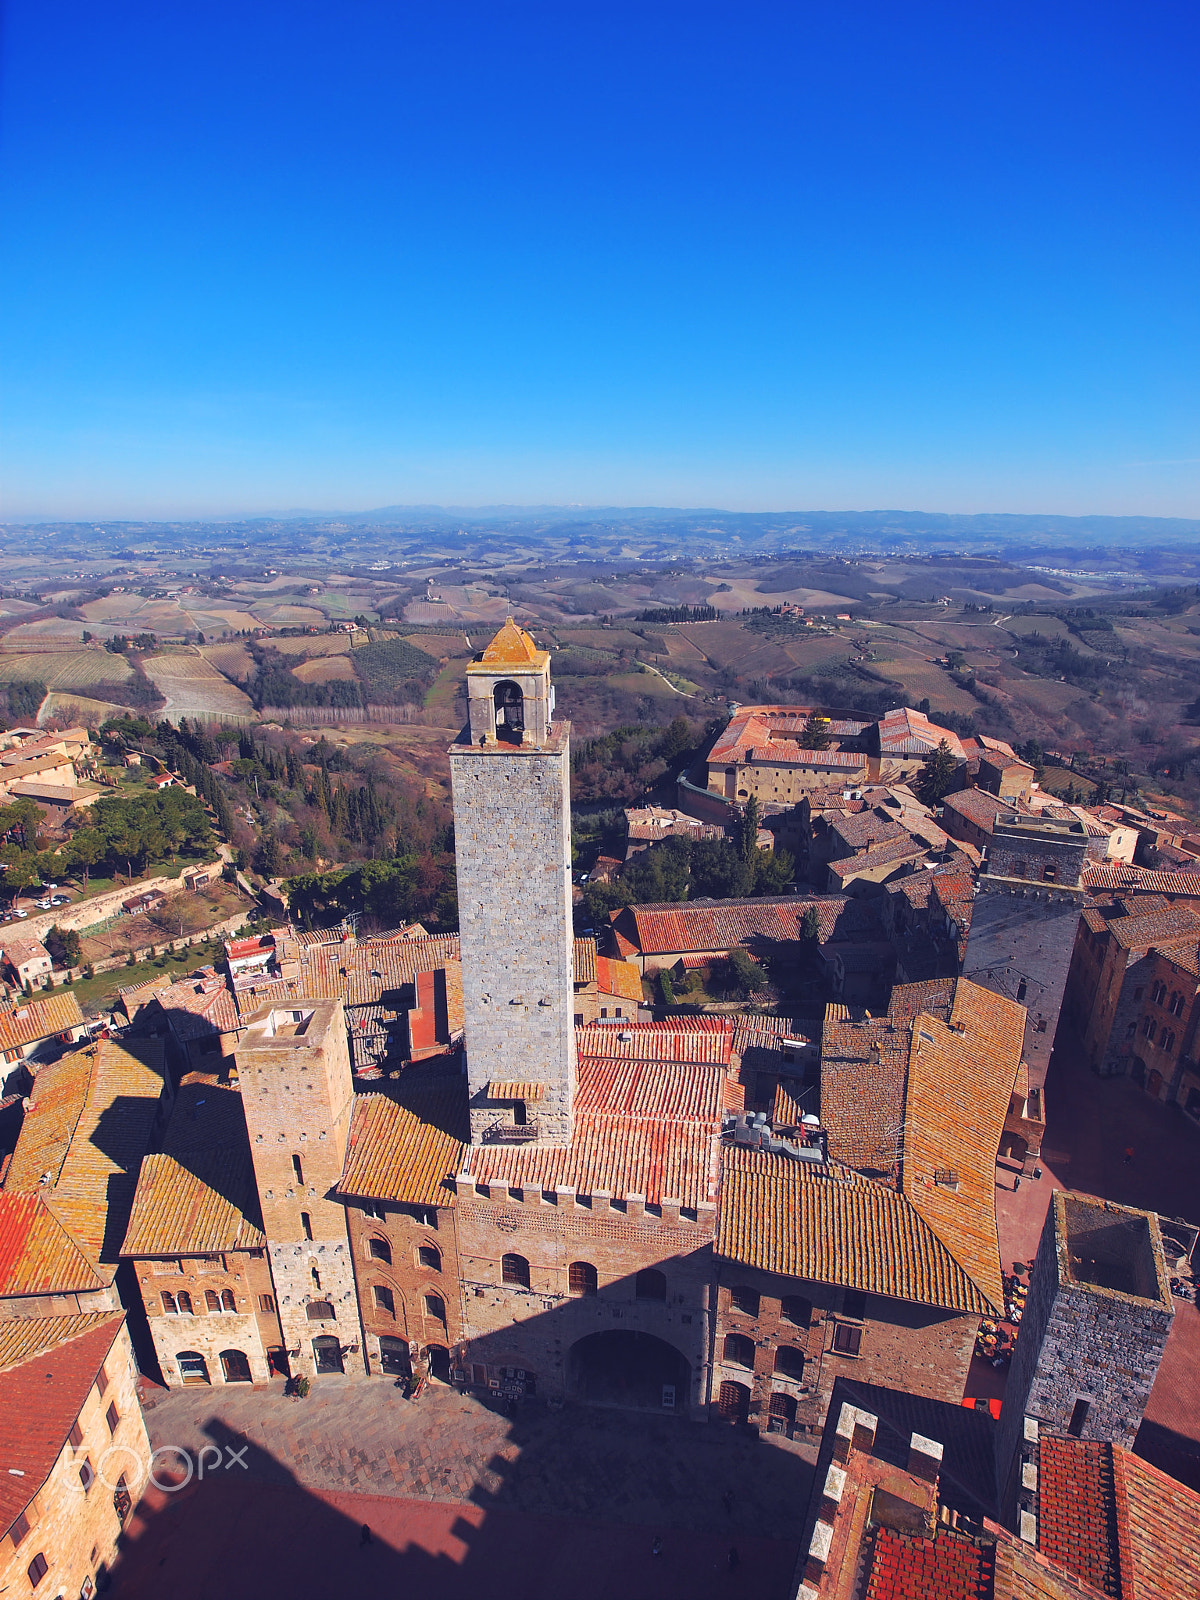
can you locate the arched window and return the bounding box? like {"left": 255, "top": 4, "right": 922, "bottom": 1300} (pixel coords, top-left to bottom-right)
{"left": 1171, "top": 991, "right": 1185, "bottom": 1016}
{"left": 635, "top": 1268, "right": 666, "bottom": 1301}
{"left": 729, "top": 1285, "right": 760, "bottom": 1317}
{"left": 774, "top": 1346, "right": 805, "bottom": 1379}
{"left": 568, "top": 1261, "right": 597, "bottom": 1296}
{"left": 424, "top": 1293, "right": 446, "bottom": 1323}
{"left": 177, "top": 1351, "right": 210, "bottom": 1385}
{"left": 368, "top": 1237, "right": 391, "bottom": 1263}
{"left": 373, "top": 1285, "right": 395, "bottom": 1317}
{"left": 313, "top": 1335, "right": 343, "bottom": 1374}
{"left": 222, "top": 1289, "right": 236, "bottom": 1312}
{"left": 220, "top": 1349, "right": 252, "bottom": 1383}
{"left": 717, "top": 1380, "right": 750, "bottom": 1424}
{"left": 1162, "top": 1029, "right": 1176, "bottom": 1052}
{"left": 501, "top": 1253, "right": 530, "bottom": 1288}
{"left": 1153, "top": 981, "right": 1167, "bottom": 1006}
{"left": 161, "top": 1291, "right": 177, "bottom": 1315}
{"left": 493, "top": 680, "right": 524, "bottom": 740}
{"left": 205, "top": 1290, "right": 221, "bottom": 1313}
{"left": 723, "top": 1333, "right": 754, "bottom": 1369}
{"left": 306, "top": 1300, "right": 336, "bottom": 1321}
{"left": 177, "top": 1291, "right": 194, "bottom": 1315}
{"left": 781, "top": 1295, "right": 812, "bottom": 1327}
{"left": 418, "top": 1245, "right": 441, "bottom": 1271}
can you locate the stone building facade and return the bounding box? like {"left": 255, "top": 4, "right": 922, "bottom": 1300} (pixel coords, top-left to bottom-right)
{"left": 343, "top": 1190, "right": 464, "bottom": 1381}
{"left": 451, "top": 1177, "right": 715, "bottom": 1410}
{"left": 996, "top": 1190, "right": 1173, "bottom": 1502}
{"left": 237, "top": 999, "right": 366, "bottom": 1381}
{"left": 132, "top": 1251, "right": 282, "bottom": 1388}
{"left": 451, "top": 620, "right": 576, "bottom": 1146}
{"left": 0, "top": 1315, "right": 149, "bottom": 1600}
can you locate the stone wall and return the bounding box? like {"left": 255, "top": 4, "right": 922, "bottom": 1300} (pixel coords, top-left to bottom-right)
{"left": 711, "top": 1264, "right": 977, "bottom": 1436}
{"left": 344, "top": 1198, "right": 464, "bottom": 1375}
{"left": 997, "top": 1192, "right": 1173, "bottom": 1490}
{"left": 452, "top": 1179, "right": 715, "bottom": 1408}
{"left": 450, "top": 729, "right": 576, "bottom": 1145}
{"left": 134, "top": 1252, "right": 282, "bottom": 1387}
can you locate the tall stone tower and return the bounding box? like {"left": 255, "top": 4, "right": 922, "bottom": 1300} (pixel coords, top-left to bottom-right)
{"left": 962, "top": 815, "right": 1089, "bottom": 1172}
{"left": 450, "top": 619, "right": 576, "bottom": 1145}
{"left": 236, "top": 999, "right": 366, "bottom": 1379}
{"left": 996, "top": 1190, "right": 1173, "bottom": 1510}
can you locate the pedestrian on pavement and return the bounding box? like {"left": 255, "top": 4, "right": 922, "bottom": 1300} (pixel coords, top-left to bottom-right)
{"left": 1124, "top": 1146, "right": 1134, "bottom": 1165}
{"left": 1014, "top": 1176, "right": 1021, "bottom": 1191}
{"left": 722, "top": 1489, "right": 735, "bottom": 1515}
{"left": 728, "top": 1546, "right": 740, "bottom": 1571}
{"left": 651, "top": 1536, "right": 662, "bottom": 1557}
{"left": 360, "top": 1524, "right": 372, "bottom": 1547}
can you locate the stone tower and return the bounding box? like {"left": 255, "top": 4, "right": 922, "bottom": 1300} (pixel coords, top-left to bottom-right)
{"left": 962, "top": 816, "right": 1089, "bottom": 1172}
{"left": 996, "top": 1190, "right": 1173, "bottom": 1509}
{"left": 450, "top": 619, "right": 576, "bottom": 1145}
{"left": 236, "top": 999, "right": 366, "bottom": 1379}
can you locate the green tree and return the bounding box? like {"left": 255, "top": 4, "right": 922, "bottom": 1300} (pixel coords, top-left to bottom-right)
{"left": 915, "top": 739, "right": 959, "bottom": 806}
{"left": 801, "top": 904, "right": 821, "bottom": 944}
{"left": 724, "top": 947, "right": 768, "bottom": 998}
{"left": 69, "top": 829, "right": 105, "bottom": 886}
{"left": 800, "top": 714, "right": 831, "bottom": 750}
{"left": 45, "top": 925, "right": 82, "bottom": 967}
{"left": 2, "top": 857, "right": 36, "bottom": 907}
{"left": 740, "top": 796, "right": 761, "bottom": 863}
{"left": 659, "top": 969, "right": 675, "bottom": 1005}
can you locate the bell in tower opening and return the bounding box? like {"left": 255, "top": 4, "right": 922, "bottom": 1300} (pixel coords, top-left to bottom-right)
{"left": 493, "top": 679, "right": 524, "bottom": 741}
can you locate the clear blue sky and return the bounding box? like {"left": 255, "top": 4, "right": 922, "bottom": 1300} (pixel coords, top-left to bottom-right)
{"left": 2, "top": 2, "right": 1199, "bottom": 520}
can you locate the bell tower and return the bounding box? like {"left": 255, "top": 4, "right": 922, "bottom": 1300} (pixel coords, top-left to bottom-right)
{"left": 450, "top": 620, "right": 575, "bottom": 1145}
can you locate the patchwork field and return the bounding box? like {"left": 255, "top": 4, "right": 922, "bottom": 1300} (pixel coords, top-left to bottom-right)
{"left": 2, "top": 618, "right": 89, "bottom": 645}
{"left": 0, "top": 648, "right": 134, "bottom": 688}
{"left": 141, "top": 651, "right": 255, "bottom": 720}
{"left": 292, "top": 655, "right": 357, "bottom": 683}
{"left": 199, "top": 642, "right": 256, "bottom": 678}
{"left": 37, "top": 691, "right": 138, "bottom": 725}
{"left": 268, "top": 634, "right": 355, "bottom": 657}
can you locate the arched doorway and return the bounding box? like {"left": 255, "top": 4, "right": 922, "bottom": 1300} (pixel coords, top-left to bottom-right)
{"left": 567, "top": 1330, "right": 690, "bottom": 1412}
{"left": 717, "top": 1380, "right": 750, "bottom": 1424}
{"left": 493, "top": 681, "right": 524, "bottom": 741}
{"left": 177, "top": 1351, "right": 210, "bottom": 1386}
{"left": 426, "top": 1344, "right": 451, "bottom": 1382}
{"left": 220, "top": 1349, "right": 252, "bottom": 1383}
{"left": 313, "top": 1335, "right": 344, "bottom": 1374}
{"left": 378, "top": 1336, "right": 411, "bottom": 1377}
{"left": 1147, "top": 1068, "right": 1163, "bottom": 1099}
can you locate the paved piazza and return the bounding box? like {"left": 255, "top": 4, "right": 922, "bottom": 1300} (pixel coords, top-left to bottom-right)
{"left": 110, "top": 1377, "right": 815, "bottom": 1598}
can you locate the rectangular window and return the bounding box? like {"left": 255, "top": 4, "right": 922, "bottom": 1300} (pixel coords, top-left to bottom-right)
{"left": 833, "top": 1323, "right": 862, "bottom": 1356}
{"left": 105, "top": 1402, "right": 119, "bottom": 1435}
{"left": 96, "top": 1363, "right": 109, "bottom": 1397}
{"left": 68, "top": 1421, "right": 83, "bottom": 1448}
{"left": 292, "top": 1154, "right": 304, "bottom": 1186}
{"left": 1068, "top": 1398, "right": 1091, "bottom": 1437}
{"left": 258, "top": 1293, "right": 276, "bottom": 1313}
{"left": 10, "top": 1511, "right": 28, "bottom": 1546}
{"left": 27, "top": 1552, "right": 48, "bottom": 1587}
{"left": 301, "top": 1212, "right": 313, "bottom": 1241}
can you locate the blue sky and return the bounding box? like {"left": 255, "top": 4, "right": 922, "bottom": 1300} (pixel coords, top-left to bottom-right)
{"left": 2, "top": 2, "right": 1199, "bottom": 519}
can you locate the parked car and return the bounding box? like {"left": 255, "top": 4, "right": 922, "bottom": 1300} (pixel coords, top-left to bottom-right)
{"left": 12, "top": 909, "right": 28, "bottom": 919}
{"left": 49, "top": 896, "right": 69, "bottom": 906}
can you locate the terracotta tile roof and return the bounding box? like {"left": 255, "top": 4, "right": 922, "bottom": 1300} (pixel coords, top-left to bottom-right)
{"left": 4, "top": 1039, "right": 166, "bottom": 1268}
{"left": 827, "top": 838, "right": 927, "bottom": 881}
{"left": 820, "top": 1007, "right": 910, "bottom": 1173}
{"left": 477, "top": 617, "right": 546, "bottom": 666}
{"left": 1107, "top": 904, "right": 1200, "bottom": 952}
{"left": 877, "top": 707, "right": 966, "bottom": 759}
{"left": 595, "top": 956, "right": 643, "bottom": 1002}
{"left": 940, "top": 787, "right": 1023, "bottom": 830}
{"left": 0, "top": 991, "right": 84, "bottom": 1053}
{"left": 574, "top": 1019, "right": 732, "bottom": 1065}
{"left": 1082, "top": 863, "right": 1200, "bottom": 897}
{"left": 1039, "top": 1437, "right": 1121, "bottom": 1596}
{"left": 573, "top": 937, "right": 597, "bottom": 985}
{"left": 486, "top": 1081, "right": 547, "bottom": 1100}
{"left": 339, "top": 1082, "right": 469, "bottom": 1207}
{"left": 709, "top": 708, "right": 869, "bottom": 769}
{"left": 1, "top": 937, "right": 51, "bottom": 967}
{"left": 0, "top": 1312, "right": 125, "bottom": 1541}
{"left": 772, "top": 1080, "right": 806, "bottom": 1127}
{"left": 829, "top": 812, "right": 910, "bottom": 854}
{"left": 1113, "top": 1444, "right": 1200, "bottom": 1600}
{"left": 899, "top": 981, "right": 1022, "bottom": 1313}
{"left": 121, "top": 1084, "right": 265, "bottom": 1256}
{"left": 716, "top": 1146, "right": 990, "bottom": 1313}
{"left": 865, "top": 1525, "right": 994, "bottom": 1600}
{"left": 468, "top": 1055, "right": 725, "bottom": 1208}
{"left": 154, "top": 981, "right": 241, "bottom": 1039}
{"left": 0, "top": 1193, "right": 107, "bottom": 1296}
{"left": 0, "top": 1311, "right": 119, "bottom": 1373}
{"left": 613, "top": 895, "right": 881, "bottom": 957}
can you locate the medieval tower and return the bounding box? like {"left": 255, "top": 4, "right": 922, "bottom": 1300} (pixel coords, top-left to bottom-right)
{"left": 236, "top": 998, "right": 366, "bottom": 1379}
{"left": 449, "top": 619, "right": 577, "bottom": 1145}
{"left": 996, "top": 1190, "right": 1174, "bottom": 1515}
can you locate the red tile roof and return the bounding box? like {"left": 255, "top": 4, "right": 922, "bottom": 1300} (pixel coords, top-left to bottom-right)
{"left": 0, "top": 992, "right": 85, "bottom": 1054}
{"left": 575, "top": 1019, "right": 732, "bottom": 1065}
{"left": 1083, "top": 862, "right": 1200, "bottom": 898}
{"left": 0, "top": 1193, "right": 107, "bottom": 1296}
{"left": 0, "top": 1313, "right": 125, "bottom": 1540}
{"left": 865, "top": 1525, "right": 994, "bottom": 1600}
{"left": 613, "top": 895, "right": 880, "bottom": 956}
